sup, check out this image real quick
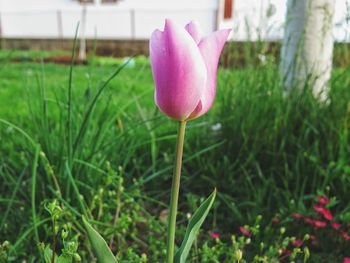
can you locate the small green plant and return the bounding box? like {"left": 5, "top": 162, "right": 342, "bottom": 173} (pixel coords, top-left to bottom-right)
{"left": 0, "top": 241, "right": 11, "bottom": 263}
{"left": 40, "top": 199, "right": 81, "bottom": 263}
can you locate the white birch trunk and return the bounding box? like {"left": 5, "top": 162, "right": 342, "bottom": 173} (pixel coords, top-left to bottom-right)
{"left": 281, "top": 0, "right": 335, "bottom": 101}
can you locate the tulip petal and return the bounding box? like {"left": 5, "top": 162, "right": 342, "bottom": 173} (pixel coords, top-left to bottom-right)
{"left": 188, "top": 29, "right": 231, "bottom": 119}
{"left": 150, "top": 19, "right": 207, "bottom": 120}
{"left": 185, "top": 21, "right": 202, "bottom": 44}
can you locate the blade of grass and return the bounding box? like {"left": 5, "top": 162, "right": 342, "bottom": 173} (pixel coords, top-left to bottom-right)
{"left": 64, "top": 23, "right": 80, "bottom": 201}
{"left": 31, "top": 144, "right": 43, "bottom": 261}
{"left": 64, "top": 161, "right": 90, "bottom": 218}
{"left": 67, "top": 23, "right": 80, "bottom": 169}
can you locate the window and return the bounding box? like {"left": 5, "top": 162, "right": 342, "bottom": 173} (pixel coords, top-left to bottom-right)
{"left": 77, "top": 0, "right": 120, "bottom": 3}
{"left": 78, "top": 0, "right": 94, "bottom": 3}
{"left": 224, "top": 0, "right": 233, "bottom": 19}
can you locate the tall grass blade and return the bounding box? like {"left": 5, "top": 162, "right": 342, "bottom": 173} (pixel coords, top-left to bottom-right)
{"left": 67, "top": 23, "right": 80, "bottom": 168}
{"left": 31, "top": 144, "right": 43, "bottom": 261}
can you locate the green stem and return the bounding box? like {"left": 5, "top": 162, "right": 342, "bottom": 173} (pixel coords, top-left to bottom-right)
{"left": 166, "top": 120, "right": 187, "bottom": 263}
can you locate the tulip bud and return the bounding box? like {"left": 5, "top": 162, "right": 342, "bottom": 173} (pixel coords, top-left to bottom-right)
{"left": 280, "top": 227, "right": 286, "bottom": 234}
{"left": 150, "top": 19, "right": 230, "bottom": 121}
{"left": 74, "top": 253, "right": 82, "bottom": 261}
{"left": 235, "top": 249, "right": 243, "bottom": 261}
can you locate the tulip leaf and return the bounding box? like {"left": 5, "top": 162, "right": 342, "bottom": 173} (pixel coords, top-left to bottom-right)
{"left": 82, "top": 216, "right": 118, "bottom": 263}
{"left": 174, "top": 189, "right": 216, "bottom": 263}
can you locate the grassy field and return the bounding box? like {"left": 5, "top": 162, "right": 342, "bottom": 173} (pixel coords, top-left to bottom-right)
{"left": 0, "top": 49, "right": 350, "bottom": 262}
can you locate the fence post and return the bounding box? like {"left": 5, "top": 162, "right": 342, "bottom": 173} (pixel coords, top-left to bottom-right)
{"left": 130, "top": 9, "right": 135, "bottom": 39}
{"left": 0, "top": 12, "right": 3, "bottom": 49}
{"left": 214, "top": 0, "right": 224, "bottom": 31}
{"left": 79, "top": 5, "right": 87, "bottom": 61}
{"left": 57, "top": 10, "right": 63, "bottom": 39}
{"left": 0, "top": 12, "right": 2, "bottom": 37}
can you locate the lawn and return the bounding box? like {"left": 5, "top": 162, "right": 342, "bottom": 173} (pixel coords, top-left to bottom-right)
{"left": 0, "top": 49, "right": 350, "bottom": 262}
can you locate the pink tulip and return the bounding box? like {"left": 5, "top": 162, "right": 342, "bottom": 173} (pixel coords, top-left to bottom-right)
{"left": 150, "top": 19, "right": 231, "bottom": 121}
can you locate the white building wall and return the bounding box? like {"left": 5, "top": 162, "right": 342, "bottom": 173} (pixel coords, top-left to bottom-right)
{"left": 0, "top": 0, "right": 218, "bottom": 39}
{"left": 0, "top": 0, "right": 349, "bottom": 42}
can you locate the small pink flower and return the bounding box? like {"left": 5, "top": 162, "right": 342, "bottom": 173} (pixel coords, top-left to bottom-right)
{"left": 239, "top": 226, "right": 252, "bottom": 237}
{"left": 340, "top": 230, "right": 350, "bottom": 241}
{"left": 321, "top": 208, "right": 333, "bottom": 221}
{"left": 210, "top": 231, "right": 220, "bottom": 239}
{"left": 313, "top": 204, "right": 333, "bottom": 221}
{"left": 304, "top": 217, "right": 314, "bottom": 225}
{"left": 313, "top": 204, "right": 325, "bottom": 213}
{"left": 292, "top": 213, "right": 303, "bottom": 220}
{"left": 344, "top": 257, "right": 350, "bottom": 263}
{"left": 313, "top": 220, "right": 327, "bottom": 228}
{"left": 317, "top": 196, "right": 330, "bottom": 205}
{"left": 272, "top": 217, "right": 280, "bottom": 223}
{"left": 291, "top": 239, "right": 303, "bottom": 247}
{"left": 331, "top": 222, "right": 341, "bottom": 230}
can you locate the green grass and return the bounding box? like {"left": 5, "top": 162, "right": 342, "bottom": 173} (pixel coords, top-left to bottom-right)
{"left": 0, "top": 59, "right": 153, "bottom": 118}
{"left": 0, "top": 50, "right": 350, "bottom": 262}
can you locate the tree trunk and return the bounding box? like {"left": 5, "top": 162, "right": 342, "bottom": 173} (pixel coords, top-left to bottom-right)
{"left": 281, "top": 0, "right": 335, "bottom": 101}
